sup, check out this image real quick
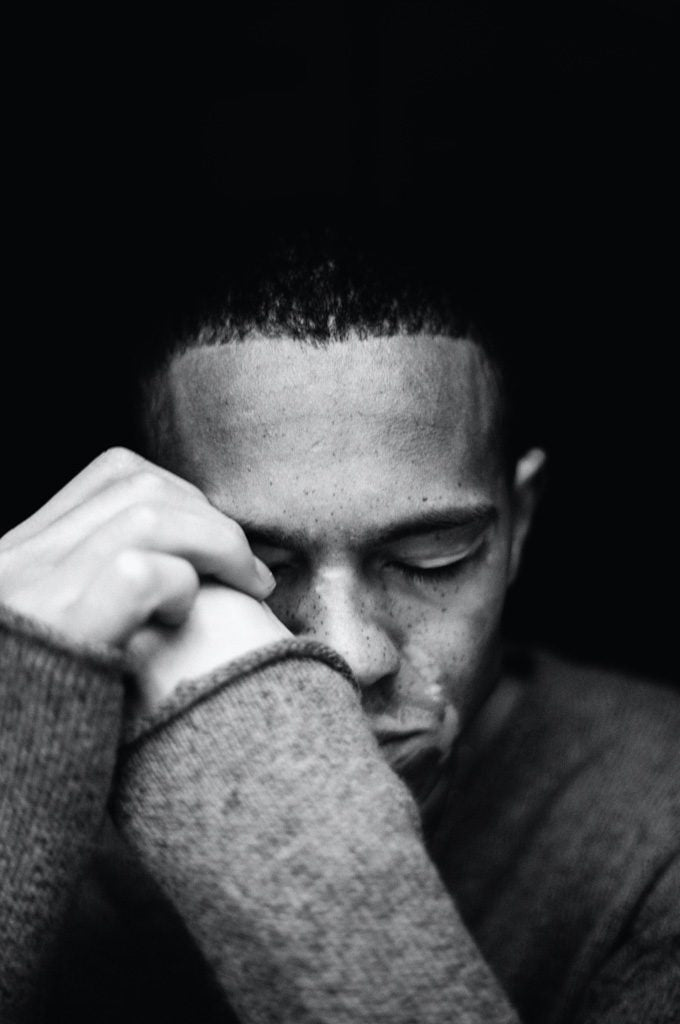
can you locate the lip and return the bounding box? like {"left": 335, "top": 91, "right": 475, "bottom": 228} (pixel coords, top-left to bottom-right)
{"left": 373, "top": 728, "right": 430, "bottom": 745}
{"left": 369, "top": 711, "right": 442, "bottom": 736}
{"left": 371, "top": 706, "right": 458, "bottom": 761}
{"left": 374, "top": 730, "right": 446, "bottom": 773}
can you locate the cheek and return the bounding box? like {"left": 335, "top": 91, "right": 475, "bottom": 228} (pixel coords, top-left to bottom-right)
{"left": 394, "top": 556, "right": 508, "bottom": 714}
{"left": 376, "top": 576, "right": 507, "bottom": 800}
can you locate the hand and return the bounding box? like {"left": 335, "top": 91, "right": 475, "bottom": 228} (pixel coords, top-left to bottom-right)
{"left": 128, "top": 582, "right": 292, "bottom": 716}
{"left": 0, "top": 448, "right": 275, "bottom": 648}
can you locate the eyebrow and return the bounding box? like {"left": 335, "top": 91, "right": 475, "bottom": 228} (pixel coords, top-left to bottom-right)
{"left": 240, "top": 502, "right": 497, "bottom": 554}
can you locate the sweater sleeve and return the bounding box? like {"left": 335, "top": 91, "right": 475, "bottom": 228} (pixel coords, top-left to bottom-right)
{"left": 112, "top": 640, "right": 519, "bottom": 1024}
{"left": 0, "top": 605, "right": 126, "bottom": 1023}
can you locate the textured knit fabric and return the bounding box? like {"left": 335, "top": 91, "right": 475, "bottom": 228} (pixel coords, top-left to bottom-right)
{"left": 0, "top": 605, "right": 125, "bottom": 1022}
{"left": 113, "top": 642, "right": 517, "bottom": 1023}
{"left": 430, "top": 652, "right": 680, "bottom": 1024}
{"left": 1, "top": 608, "right": 679, "bottom": 1022}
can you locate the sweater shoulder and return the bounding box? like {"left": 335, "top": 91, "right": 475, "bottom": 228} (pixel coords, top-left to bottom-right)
{"left": 445, "top": 651, "right": 679, "bottom": 1023}
{"left": 490, "top": 648, "right": 680, "bottom": 924}
{"left": 447, "top": 646, "right": 680, "bottom": 922}
{"left": 515, "top": 649, "right": 680, "bottom": 825}
{"left": 522, "top": 647, "right": 680, "bottom": 732}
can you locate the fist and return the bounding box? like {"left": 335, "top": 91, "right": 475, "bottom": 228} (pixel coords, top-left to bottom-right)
{"left": 128, "top": 583, "right": 292, "bottom": 716}
{"left": 0, "top": 448, "right": 276, "bottom": 647}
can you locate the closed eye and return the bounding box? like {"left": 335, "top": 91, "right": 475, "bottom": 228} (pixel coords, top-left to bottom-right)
{"left": 389, "top": 559, "right": 467, "bottom": 585}
{"left": 386, "top": 536, "right": 487, "bottom": 586}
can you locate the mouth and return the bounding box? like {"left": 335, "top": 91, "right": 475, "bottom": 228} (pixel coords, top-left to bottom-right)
{"left": 373, "top": 727, "right": 430, "bottom": 745}
{"left": 373, "top": 727, "right": 446, "bottom": 770}
{"left": 371, "top": 704, "right": 459, "bottom": 765}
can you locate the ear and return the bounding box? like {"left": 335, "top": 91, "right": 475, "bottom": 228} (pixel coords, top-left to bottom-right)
{"left": 508, "top": 447, "right": 547, "bottom": 584}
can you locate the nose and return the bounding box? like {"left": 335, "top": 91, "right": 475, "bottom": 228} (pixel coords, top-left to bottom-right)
{"left": 297, "top": 567, "right": 401, "bottom": 690}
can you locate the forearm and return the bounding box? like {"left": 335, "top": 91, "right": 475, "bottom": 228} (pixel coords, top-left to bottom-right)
{"left": 0, "top": 606, "right": 125, "bottom": 1022}
{"left": 114, "top": 640, "right": 518, "bottom": 1024}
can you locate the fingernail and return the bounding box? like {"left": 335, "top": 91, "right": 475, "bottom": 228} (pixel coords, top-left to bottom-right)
{"left": 254, "top": 558, "right": 276, "bottom": 593}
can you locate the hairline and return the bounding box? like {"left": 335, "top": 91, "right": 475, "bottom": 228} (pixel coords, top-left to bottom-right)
{"left": 140, "top": 327, "right": 511, "bottom": 480}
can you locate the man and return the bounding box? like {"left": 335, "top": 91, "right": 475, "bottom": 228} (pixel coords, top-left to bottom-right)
{"left": 1, "top": 239, "right": 678, "bottom": 1023}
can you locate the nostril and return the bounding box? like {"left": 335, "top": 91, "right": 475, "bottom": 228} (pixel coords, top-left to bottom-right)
{"left": 338, "top": 632, "right": 401, "bottom": 691}
{"left": 360, "top": 672, "right": 398, "bottom": 710}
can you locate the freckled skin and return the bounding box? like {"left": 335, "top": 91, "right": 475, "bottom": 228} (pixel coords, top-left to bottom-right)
{"left": 164, "top": 334, "right": 538, "bottom": 809}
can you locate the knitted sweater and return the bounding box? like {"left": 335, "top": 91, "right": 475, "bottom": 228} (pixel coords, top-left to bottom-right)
{"left": 1, "top": 605, "right": 678, "bottom": 1023}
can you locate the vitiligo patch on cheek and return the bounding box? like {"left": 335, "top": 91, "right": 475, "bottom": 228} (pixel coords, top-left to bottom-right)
{"left": 347, "top": 628, "right": 466, "bottom": 808}
{"left": 390, "top": 680, "right": 460, "bottom": 752}
{"left": 368, "top": 648, "right": 461, "bottom": 786}
{"left": 399, "top": 645, "right": 460, "bottom": 722}
{"left": 376, "top": 696, "right": 460, "bottom": 806}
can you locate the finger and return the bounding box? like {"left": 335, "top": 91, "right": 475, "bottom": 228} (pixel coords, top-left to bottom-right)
{"left": 69, "top": 550, "right": 200, "bottom": 646}
{"left": 7, "top": 470, "right": 208, "bottom": 565}
{"left": 2, "top": 448, "right": 202, "bottom": 545}
{"left": 66, "top": 503, "right": 276, "bottom": 599}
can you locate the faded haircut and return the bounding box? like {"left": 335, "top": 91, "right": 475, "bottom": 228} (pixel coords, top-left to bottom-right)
{"left": 136, "top": 229, "right": 529, "bottom": 475}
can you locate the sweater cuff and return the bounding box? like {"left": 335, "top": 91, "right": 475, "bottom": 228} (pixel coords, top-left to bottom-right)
{"left": 120, "top": 638, "right": 356, "bottom": 748}
{"left": 0, "top": 603, "right": 126, "bottom": 835}
{"left": 0, "top": 602, "right": 128, "bottom": 679}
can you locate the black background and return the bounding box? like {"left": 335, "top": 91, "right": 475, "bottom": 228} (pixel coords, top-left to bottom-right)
{"left": 3, "top": 2, "right": 677, "bottom": 680}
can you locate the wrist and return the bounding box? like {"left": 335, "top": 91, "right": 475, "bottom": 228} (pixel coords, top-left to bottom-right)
{"left": 127, "top": 583, "right": 292, "bottom": 717}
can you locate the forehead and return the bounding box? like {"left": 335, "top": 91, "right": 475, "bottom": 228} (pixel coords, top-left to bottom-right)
{"left": 165, "top": 334, "right": 503, "bottom": 538}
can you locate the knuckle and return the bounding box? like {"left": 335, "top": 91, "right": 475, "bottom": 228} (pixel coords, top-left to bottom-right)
{"left": 184, "top": 480, "right": 208, "bottom": 503}
{"left": 112, "top": 550, "right": 154, "bottom": 593}
{"left": 125, "top": 502, "right": 161, "bottom": 536}
{"left": 99, "top": 447, "right": 143, "bottom": 475}
{"left": 132, "top": 469, "right": 169, "bottom": 500}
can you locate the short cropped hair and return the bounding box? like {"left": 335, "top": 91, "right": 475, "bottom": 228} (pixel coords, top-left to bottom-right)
{"left": 137, "top": 229, "right": 533, "bottom": 474}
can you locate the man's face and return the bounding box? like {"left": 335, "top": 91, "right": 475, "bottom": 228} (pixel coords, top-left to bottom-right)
{"left": 164, "top": 334, "right": 537, "bottom": 803}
